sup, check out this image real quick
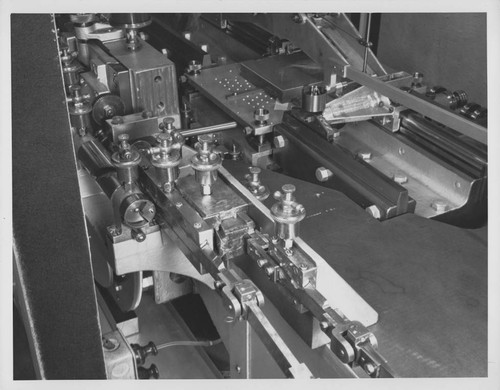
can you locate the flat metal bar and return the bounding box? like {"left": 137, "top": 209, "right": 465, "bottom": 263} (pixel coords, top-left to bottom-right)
{"left": 344, "top": 66, "right": 487, "bottom": 144}
{"left": 246, "top": 302, "right": 312, "bottom": 378}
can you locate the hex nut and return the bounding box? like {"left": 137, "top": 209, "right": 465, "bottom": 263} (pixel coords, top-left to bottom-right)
{"left": 431, "top": 200, "right": 448, "bottom": 213}
{"left": 366, "top": 205, "right": 382, "bottom": 220}
{"left": 315, "top": 167, "right": 333, "bottom": 182}
{"left": 358, "top": 151, "right": 372, "bottom": 161}
{"left": 393, "top": 171, "right": 408, "bottom": 184}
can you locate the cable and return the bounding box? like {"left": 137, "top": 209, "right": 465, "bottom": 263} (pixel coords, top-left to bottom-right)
{"left": 156, "top": 339, "right": 222, "bottom": 351}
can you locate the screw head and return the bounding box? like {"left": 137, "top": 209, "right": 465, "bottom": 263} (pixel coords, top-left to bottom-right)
{"left": 102, "top": 337, "right": 120, "bottom": 351}
{"left": 194, "top": 222, "right": 202, "bottom": 229}
{"left": 132, "top": 230, "right": 146, "bottom": 242}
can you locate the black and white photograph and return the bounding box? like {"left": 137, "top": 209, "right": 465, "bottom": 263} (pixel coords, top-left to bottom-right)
{"left": 3, "top": 1, "right": 499, "bottom": 389}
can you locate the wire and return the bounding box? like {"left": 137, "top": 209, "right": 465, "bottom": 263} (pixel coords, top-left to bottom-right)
{"left": 156, "top": 339, "right": 222, "bottom": 351}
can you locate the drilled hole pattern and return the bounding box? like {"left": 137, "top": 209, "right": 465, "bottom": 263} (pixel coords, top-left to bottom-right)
{"left": 214, "top": 75, "right": 274, "bottom": 110}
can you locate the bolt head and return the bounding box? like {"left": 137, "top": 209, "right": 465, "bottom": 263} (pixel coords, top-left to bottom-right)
{"left": 393, "top": 171, "right": 408, "bottom": 184}
{"left": 187, "top": 60, "right": 202, "bottom": 73}
{"left": 282, "top": 184, "right": 296, "bottom": 194}
{"left": 273, "top": 135, "right": 286, "bottom": 148}
{"left": 265, "top": 266, "right": 275, "bottom": 276}
{"left": 366, "top": 205, "right": 382, "bottom": 220}
{"left": 256, "top": 259, "right": 268, "bottom": 268}
{"left": 194, "top": 222, "right": 202, "bottom": 229}
{"left": 358, "top": 151, "right": 372, "bottom": 161}
{"left": 315, "top": 167, "right": 333, "bottom": 182}
{"left": 198, "top": 134, "right": 213, "bottom": 146}
{"left": 243, "top": 127, "right": 253, "bottom": 135}
{"left": 133, "top": 231, "right": 146, "bottom": 242}
{"left": 365, "top": 363, "right": 376, "bottom": 375}
{"left": 431, "top": 199, "right": 448, "bottom": 213}
{"left": 104, "top": 107, "right": 115, "bottom": 118}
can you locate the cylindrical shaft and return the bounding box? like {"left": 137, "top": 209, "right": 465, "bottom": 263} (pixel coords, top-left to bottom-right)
{"left": 362, "top": 13, "right": 372, "bottom": 73}
{"left": 180, "top": 121, "right": 237, "bottom": 137}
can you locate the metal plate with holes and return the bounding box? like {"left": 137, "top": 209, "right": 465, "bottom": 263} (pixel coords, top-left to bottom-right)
{"left": 187, "top": 64, "right": 283, "bottom": 135}
{"left": 334, "top": 120, "right": 480, "bottom": 219}
{"left": 240, "top": 52, "right": 323, "bottom": 101}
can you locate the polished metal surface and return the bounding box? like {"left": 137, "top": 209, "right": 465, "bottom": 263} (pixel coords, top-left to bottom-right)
{"left": 104, "top": 38, "right": 179, "bottom": 118}
{"left": 275, "top": 112, "right": 415, "bottom": 220}
{"left": 224, "top": 161, "right": 487, "bottom": 377}
{"left": 177, "top": 174, "right": 248, "bottom": 221}
{"left": 13, "top": 12, "right": 490, "bottom": 382}
{"left": 187, "top": 63, "right": 283, "bottom": 135}
{"left": 344, "top": 66, "right": 487, "bottom": 144}
{"left": 128, "top": 294, "right": 222, "bottom": 379}
{"left": 334, "top": 120, "right": 483, "bottom": 220}
{"left": 240, "top": 52, "right": 323, "bottom": 102}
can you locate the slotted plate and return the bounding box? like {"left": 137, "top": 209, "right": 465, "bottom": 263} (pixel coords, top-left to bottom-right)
{"left": 187, "top": 64, "right": 284, "bottom": 135}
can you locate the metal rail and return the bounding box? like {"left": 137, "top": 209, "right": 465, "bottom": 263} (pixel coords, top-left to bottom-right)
{"left": 344, "top": 66, "right": 487, "bottom": 144}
